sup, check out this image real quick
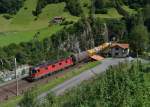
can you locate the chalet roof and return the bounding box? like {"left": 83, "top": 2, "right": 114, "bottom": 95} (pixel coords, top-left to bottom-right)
{"left": 111, "top": 43, "right": 129, "bottom": 49}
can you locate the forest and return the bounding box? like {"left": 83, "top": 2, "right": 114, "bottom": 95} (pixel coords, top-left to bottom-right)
{"left": 33, "top": 0, "right": 83, "bottom": 16}
{"left": 0, "top": 0, "right": 24, "bottom": 14}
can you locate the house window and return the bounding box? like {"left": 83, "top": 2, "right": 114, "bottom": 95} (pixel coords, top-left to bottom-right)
{"left": 32, "top": 70, "right": 37, "bottom": 74}
{"left": 115, "top": 53, "right": 119, "bottom": 56}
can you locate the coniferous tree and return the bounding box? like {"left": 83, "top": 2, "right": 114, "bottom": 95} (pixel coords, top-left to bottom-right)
{"left": 129, "top": 24, "right": 149, "bottom": 54}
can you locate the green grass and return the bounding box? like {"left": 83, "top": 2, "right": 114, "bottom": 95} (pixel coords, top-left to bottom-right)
{"left": 144, "top": 64, "right": 150, "bottom": 87}
{"left": 0, "top": 2, "right": 79, "bottom": 32}
{"left": 0, "top": 61, "right": 101, "bottom": 107}
{"left": 96, "top": 8, "right": 123, "bottom": 19}
{"left": 122, "top": 5, "right": 137, "bottom": 15}
{"left": 0, "top": 0, "right": 38, "bottom": 32}
{"left": 80, "top": 0, "right": 91, "bottom": 16}
{"left": 0, "top": 25, "right": 63, "bottom": 46}
{"left": 0, "top": 1, "right": 79, "bottom": 47}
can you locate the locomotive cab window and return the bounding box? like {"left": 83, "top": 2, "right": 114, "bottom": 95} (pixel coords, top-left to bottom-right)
{"left": 59, "top": 63, "right": 62, "bottom": 65}
{"left": 52, "top": 65, "right": 55, "bottom": 68}
{"left": 32, "top": 70, "right": 37, "bottom": 74}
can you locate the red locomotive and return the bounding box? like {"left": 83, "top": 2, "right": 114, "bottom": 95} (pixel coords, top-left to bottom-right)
{"left": 28, "top": 57, "right": 74, "bottom": 80}
{"left": 28, "top": 51, "right": 90, "bottom": 81}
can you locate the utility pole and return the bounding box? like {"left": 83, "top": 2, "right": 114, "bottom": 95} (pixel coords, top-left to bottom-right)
{"left": 0, "top": 59, "right": 3, "bottom": 71}
{"left": 15, "top": 58, "right": 19, "bottom": 96}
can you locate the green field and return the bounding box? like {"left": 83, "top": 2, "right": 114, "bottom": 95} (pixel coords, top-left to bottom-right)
{"left": 0, "top": 0, "right": 79, "bottom": 47}
{"left": 0, "top": 0, "right": 137, "bottom": 47}
{"left": 0, "top": 25, "right": 63, "bottom": 46}
{"left": 0, "top": 1, "right": 79, "bottom": 32}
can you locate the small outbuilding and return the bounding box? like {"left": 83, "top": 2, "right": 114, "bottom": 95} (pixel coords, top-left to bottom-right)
{"left": 52, "top": 16, "right": 63, "bottom": 24}
{"left": 110, "top": 43, "right": 129, "bottom": 58}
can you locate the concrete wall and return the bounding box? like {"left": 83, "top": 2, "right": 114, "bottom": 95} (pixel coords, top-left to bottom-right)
{"left": 0, "top": 65, "right": 30, "bottom": 82}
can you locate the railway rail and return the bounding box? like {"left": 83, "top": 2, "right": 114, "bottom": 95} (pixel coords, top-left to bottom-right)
{"left": 0, "top": 62, "right": 85, "bottom": 102}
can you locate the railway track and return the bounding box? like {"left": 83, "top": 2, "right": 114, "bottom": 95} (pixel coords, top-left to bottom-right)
{"left": 0, "top": 62, "right": 85, "bottom": 102}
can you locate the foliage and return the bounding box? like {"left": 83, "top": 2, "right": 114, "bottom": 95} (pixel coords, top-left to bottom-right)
{"left": 143, "top": 4, "right": 150, "bottom": 31}
{"left": 93, "top": 0, "right": 112, "bottom": 14}
{"left": 122, "top": 0, "right": 149, "bottom": 9}
{"left": 129, "top": 24, "right": 149, "bottom": 54}
{"left": 95, "top": 8, "right": 108, "bottom": 14}
{"left": 65, "top": 0, "right": 83, "bottom": 16}
{"left": 0, "top": 17, "right": 106, "bottom": 70}
{"left": 107, "top": 19, "right": 126, "bottom": 41}
{"left": 34, "top": 0, "right": 83, "bottom": 16}
{"left": 0, "top": 0, "right": 24, "bottom": 14}
{"left": 52, "top": 62, "right": 150, "bottom": 107}
{"left": 33, "top": 0, "right": 64, "bottom": 16}
{"left": 94, "top": 0, "right": 106, "bottom": 9}
{"left": 0, "top": 61, "right": 100, "bottom": 107}
{"left": 19, "top": 62, "right": 150, "bottom": 107}
{"left": 2, "top": 14, "right": 13, "bottom": 20}
{"left": 19, "top": 90, "right": 38, "bottom": 107}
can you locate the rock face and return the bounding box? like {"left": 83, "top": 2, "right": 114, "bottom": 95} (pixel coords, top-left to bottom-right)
{"left": 0, "top": 65, "right": 30, "bottom": 82}
{"left": 57, "top": 20, "right": 107, "bottom": 54}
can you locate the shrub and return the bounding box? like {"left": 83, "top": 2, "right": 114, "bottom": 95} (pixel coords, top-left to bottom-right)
{"left": 34, "top": 17, "right": 38, "bottom": 21}
{"left": 95, "top": 8, "right": 108, "bottom": 14}
{"left": 24, "top": 7, "right": 28, "bottom": 10}
{"left": 83, "top": 3, "right": 88, "bottom": 7}
{"left": 3, "top": 14, "right": 13, "bottom": 20}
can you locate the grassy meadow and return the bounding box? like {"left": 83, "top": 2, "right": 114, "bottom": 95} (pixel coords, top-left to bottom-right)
{"left": 0, "top": 0, "right": 138, "bottom": 47}
{"left": 0, "top": 0, "right": 79, "bottom": 47}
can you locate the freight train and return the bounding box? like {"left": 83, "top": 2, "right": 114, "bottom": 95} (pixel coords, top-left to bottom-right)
{"left": 28, "top": 51, "right": 90, "bottom": 81}
{"left": 28, "top": 43, "right": 111, "bottom": 81}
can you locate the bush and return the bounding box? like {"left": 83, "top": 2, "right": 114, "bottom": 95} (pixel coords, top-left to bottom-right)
{"left": 60, "top": 20, "right": 74, "bottom": 25}
{"left": 24, "top": 7, "right": 28, "bottom": 10}
{"left": 3, "top": 14, "right": 13, "bottom": 20}
{"left": 83, "top": 3, "right": 88, "bottom": 7}
{"left": 130, "top": 3, "right": 141, "bottom": 10}
{"left": 0, "top": 0, "right": 24, "bottom": 14}
{"left": 65, "top": 0, "right": 83, "bottom": 16}
{"left": 95, "top": 8, "right": 108, "bottom": 14}
{"left": 34, "top": 17, "right": 38, "bottom": 21}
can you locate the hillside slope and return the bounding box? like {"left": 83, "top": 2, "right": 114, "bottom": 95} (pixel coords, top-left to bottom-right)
{"left": 0, "top": 0, "right": 136, "bottom": 47}
{"left": 0, "top": 0, "right": 79, "bottom": 46}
